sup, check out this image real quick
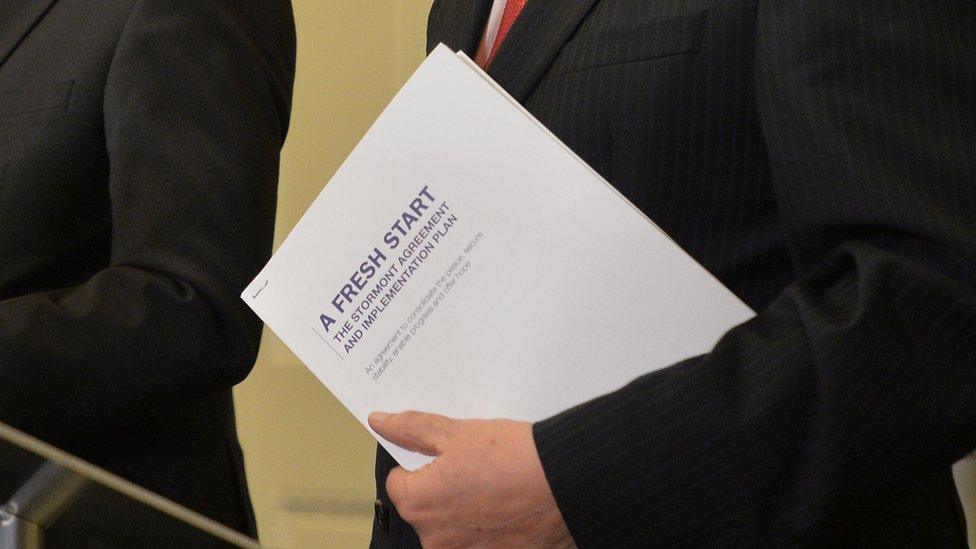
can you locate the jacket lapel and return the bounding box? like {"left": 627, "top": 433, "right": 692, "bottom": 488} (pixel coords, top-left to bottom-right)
{"left": 0, "top": 0, "right": 59, "bottom": 68}
{"left": 486, "top": 0, "right": 600, "bottom": 103}
{"left": 427, "top": 0, "right": 493, "bottom": 57}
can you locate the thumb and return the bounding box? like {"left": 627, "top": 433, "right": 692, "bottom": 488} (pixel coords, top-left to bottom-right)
{"left": 369, "top": 411, "right": 457, "bottom": 456}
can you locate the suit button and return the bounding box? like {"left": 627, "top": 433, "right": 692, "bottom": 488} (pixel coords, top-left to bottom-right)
{"left": 374, "top": 499, "right": 390, "bottom": 532}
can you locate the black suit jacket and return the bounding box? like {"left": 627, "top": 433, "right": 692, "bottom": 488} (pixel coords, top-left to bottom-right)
{"left": 372, "top": 1, "right": 976, "bottom": 547}
{"left": 0, "top": 0, "right": 294, "bottom": 535}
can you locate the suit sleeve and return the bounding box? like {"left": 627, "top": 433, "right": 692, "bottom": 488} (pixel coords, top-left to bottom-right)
{"left": 0, "top": 0, "right": 295, "bottom": 447}
{"left": 532, "top": 1, "right": 976, "bottom": 545}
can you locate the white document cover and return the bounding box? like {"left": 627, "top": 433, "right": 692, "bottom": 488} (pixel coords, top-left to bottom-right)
{"left": 243, "top": 45, "right": 755, "bottom": 471}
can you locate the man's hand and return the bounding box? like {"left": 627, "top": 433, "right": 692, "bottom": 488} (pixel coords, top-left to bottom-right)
{"left": 368, "top": 411, "right": 575, "bottom": 548}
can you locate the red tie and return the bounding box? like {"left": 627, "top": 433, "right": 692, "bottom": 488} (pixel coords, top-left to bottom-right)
{"left": 486, "top": 0, "right": 528, "bottom": 67}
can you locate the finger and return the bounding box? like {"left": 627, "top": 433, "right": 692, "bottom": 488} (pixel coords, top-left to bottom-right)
{"left": 369, "top": 410, "right": 457, "bottom": 456}
{"left": 385, "top": 466, "right": 412, "bottom": 511}
{"left": 385, "top": 465, "right": 434, "bottom": 524}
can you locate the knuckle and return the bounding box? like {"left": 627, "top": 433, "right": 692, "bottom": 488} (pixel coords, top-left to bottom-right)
{"left": 386, "top": 471, "right": 428, "bottom": 524}
{"left": 386, "top": 470, "right": 411, "bottom": 507}
{"left": 398, "top": 411, "right": 423, "bottom": 434}
{"left": 401, "top": 411, "right": 432, "bottom": 443}
{"left": 417, "top": 532, "right": 437, "bottom": 548}
{"left": 397, "top": 499, "right": 420, "bottom": 523}
{"left": 399, "top": 410, "right": 423, "bottom": 423}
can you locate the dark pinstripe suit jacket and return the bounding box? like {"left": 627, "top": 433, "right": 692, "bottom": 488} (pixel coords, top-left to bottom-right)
{"left": 371, "top": 1, "right": 976, "bottom": 546}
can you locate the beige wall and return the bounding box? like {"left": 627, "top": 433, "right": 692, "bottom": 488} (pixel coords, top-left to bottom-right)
{"left": 954, "top": 458, "right": 976, "bottom": 547}
{"left": 234, "top": 2, "right": 434, "bottom": 547}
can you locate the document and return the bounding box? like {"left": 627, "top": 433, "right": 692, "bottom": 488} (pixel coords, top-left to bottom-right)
{"left": 242, "top": 45, "right": 755, "bottom": 471}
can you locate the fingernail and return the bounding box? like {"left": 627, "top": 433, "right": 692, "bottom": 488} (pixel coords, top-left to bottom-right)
{"left": 370, "top": 412, "right": 391, "bottom": 424}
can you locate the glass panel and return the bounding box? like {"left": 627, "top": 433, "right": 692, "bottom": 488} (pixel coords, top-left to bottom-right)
{"left": 0, "top": 422, "right": 259, "bottom": 548}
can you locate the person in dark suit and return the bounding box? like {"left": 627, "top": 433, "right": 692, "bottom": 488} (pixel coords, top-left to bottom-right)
{"left": 0, "top": 0, "right": 295, "bottom": 535}
{"left": 368, "top": 1, "right": 976, "bottom": 546}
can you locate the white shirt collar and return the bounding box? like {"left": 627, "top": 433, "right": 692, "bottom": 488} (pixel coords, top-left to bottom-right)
{"left": 474, "top": 0, "right": 509, "bottom": 67}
